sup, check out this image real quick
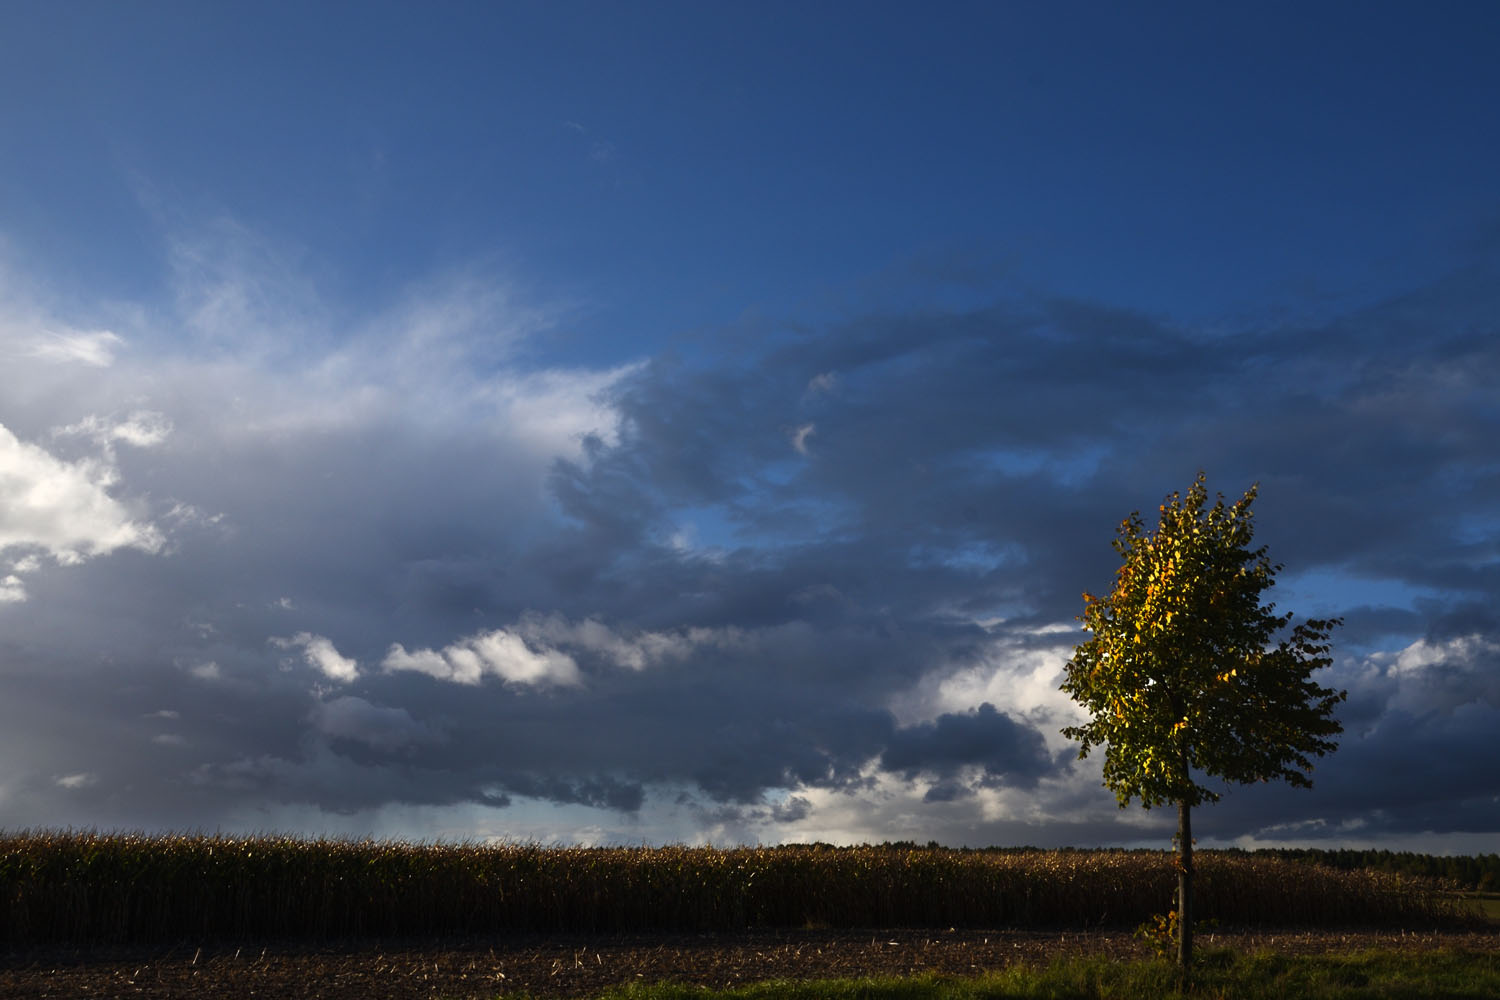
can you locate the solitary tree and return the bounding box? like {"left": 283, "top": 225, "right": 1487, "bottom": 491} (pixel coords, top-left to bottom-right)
{"left": 1060, "top": 474, "right": 1345, "bottom": 974}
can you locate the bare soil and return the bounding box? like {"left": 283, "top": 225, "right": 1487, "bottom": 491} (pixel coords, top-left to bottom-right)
{"left": 3, "top": 927, "right": 1496, "bottom": 999}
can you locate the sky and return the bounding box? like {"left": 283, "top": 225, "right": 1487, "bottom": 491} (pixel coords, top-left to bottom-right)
{"left": 0, "top": 2, "right": 1497, "bottom": 853}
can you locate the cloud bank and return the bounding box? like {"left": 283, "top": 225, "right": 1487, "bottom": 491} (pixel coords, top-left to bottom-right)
{"left": 0, "top": 222, "right": 1497, "bottom": 851}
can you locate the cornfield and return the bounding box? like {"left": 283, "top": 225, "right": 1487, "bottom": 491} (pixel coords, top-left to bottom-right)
{"left": 0, "top": 831, "right": 1461, "bottom": 945}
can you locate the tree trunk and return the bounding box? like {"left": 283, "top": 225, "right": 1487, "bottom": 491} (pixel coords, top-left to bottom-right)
{"left": 1177, "top": 797, "right": 1193, "bottom": 975}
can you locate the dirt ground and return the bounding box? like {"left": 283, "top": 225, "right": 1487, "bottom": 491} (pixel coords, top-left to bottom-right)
{"left": 3, "top": 927, "right": 1496, "bottom": 999}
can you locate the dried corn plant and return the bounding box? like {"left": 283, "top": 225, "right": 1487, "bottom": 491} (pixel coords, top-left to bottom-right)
{"left": 0, "top": 832, "right": 1460, "bottom": 945}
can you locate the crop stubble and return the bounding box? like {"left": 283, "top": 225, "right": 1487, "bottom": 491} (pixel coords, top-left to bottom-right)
{"left": 5, "top": 927, "right": 1499, "bottom": 999}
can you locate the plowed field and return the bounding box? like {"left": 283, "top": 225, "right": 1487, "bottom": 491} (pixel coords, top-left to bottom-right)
{"left": 4, "top": 927, "right": 1496, "bottom": 999}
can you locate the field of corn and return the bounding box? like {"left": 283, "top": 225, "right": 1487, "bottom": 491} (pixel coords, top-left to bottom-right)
{"left": 0, "top": 831, "right": 1463, "bottom": 946}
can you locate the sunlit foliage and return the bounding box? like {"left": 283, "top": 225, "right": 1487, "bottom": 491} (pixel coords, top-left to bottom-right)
{"left": 1061, "top": 474, "right": 1345, "bottom": 809}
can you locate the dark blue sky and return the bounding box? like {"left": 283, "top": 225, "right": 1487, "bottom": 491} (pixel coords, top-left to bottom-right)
{"left": 0, "top": 2, "right": 1496, "bottom": 850}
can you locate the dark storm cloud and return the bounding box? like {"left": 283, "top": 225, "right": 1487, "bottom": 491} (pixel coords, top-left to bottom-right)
{"left": 2, "top": 246, "right": 1497, "bottom": 845}
{"left": 881, "top": 704, "right": 1052, "bottom": 788}
{"left": 341, "top": 623, "right": 1061, "bottom": 810}
{"left": 1138, "top": 633, "right": 1500, "bottom": 844}
{"left": 554, "top": 255, "right": 1499, "bottom": 633}
{"left": 486, "top": 251, "right": 1499, "bottom": 839}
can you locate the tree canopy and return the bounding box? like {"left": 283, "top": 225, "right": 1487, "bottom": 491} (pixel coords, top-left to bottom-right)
{"left": 1060, "top": 473, "right": 1347, "bottom": 974}
{"left": 1061, "top": 473, "right": 1345, "bottom": 810}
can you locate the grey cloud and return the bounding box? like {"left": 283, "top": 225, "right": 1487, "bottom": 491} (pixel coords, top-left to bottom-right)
{"left": 496, "top": 774, "right": 645, "bottom": 814}
{"left": 2, "top": 244, "right": 1498, "bottom": 846}
{"left": 920, "top": 780, "right": 971, "bottom": 803}
{"left": 882, "top": 704, "right": 1053, "bottom": 789}
{"left": 771, "top": 795, "right": 812, "bottom": 823}
{"left": 1174, "top": 634, "right": 1500, "bottom": 843}
{"left": 1197, "top": 703, "right": 1500, "bottom": 842}
{"left": 312, "top": 696, "right": 435, "bottom": 752}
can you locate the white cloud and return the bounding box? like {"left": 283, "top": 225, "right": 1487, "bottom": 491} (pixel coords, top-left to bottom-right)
{"left": 26, "top": 329, "right": 123, "bottom": 367}
{"left": 55, "top": 772, "right": 97, "bottom": 790}
{"left": 167, "top": 218, "right": 321, "bottom": 348}
{"left": 384, "top": 628, "right": 580, "bottom": 687}
{"left": 55, "top": 410, "right": 172, "bottom": 450}
{"left": 383, "top": 270, "right": 552, "bottom": 360}
{"left": 188, "top": 661, "right": 223, "bottom": 681}
{"left": 0, "top": 422, "right": 163, "bottom": 572}
{"left": 483, "top": 364, "right": 639, "bottom": 457}
{"left": 385, "top": 614, "right": 736, "bottom": 688}
{"left": 514, "top": 613, "right": 728, "bottom": 671}
{"left": 162, "top": 502, "right": 224, "bottom": 531}
{"left": 803, "top": 371, "right": 837, "bottom": 398}
{"left": 1371, "top": 633, "right": 1500, "bottom": 676}
{"left": 1348, "top": 633, "right": 1500, "bottom": 721}
{"left": 667, "top": 523, "right": 698, "bottom": 554}
{"left": 0, "top": 575, "right": 24, "bottom": 603}
{"left": 383, "top": 644, "right": 460, "bottom": 681}
{"left": 272, "top": 632, "right": 359, "bottom": 683}
{"left": 791, "top": 423, "right": 816, "bottom": 455}
{"left": 888, "top": 624, "right": 1082, "bottom": 754}
{"left": 151, "top": 227, "right": 635, "bottom": 461}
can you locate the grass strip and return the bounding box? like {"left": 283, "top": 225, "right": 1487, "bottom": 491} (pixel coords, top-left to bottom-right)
{"left": 557, "top": 949, "right": 1500, "bottom": 1000}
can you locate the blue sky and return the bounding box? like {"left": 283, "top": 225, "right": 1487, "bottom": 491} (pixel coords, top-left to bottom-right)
{"left": 0, "top": 2, "right": 1497, "bottom": 851}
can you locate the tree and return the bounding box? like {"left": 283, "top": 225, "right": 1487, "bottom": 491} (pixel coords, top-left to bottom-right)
{"left": 1060, "top": 474, "right": 1345, "bottom": 975}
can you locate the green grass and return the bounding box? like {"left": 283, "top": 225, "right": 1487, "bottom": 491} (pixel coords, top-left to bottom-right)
{"left": 514, "top": 949, "right": 1500, "bottom": 1000}
{"left": 1456, "top": 893, "right": 1500, "bottom": 924}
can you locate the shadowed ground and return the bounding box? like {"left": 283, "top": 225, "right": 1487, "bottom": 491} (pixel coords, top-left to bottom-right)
{"left": 4, "top": 927, "right": 1497, "bottom": 999}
